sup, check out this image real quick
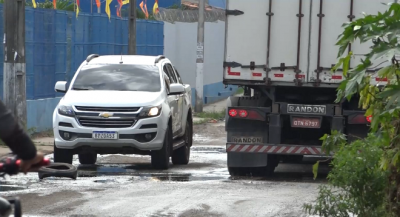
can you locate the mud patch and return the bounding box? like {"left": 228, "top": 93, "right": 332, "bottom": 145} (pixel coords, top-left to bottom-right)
{"left": 0, "top": 184, "right": 26, "bottom": 192}
{"left": 178, "top": 204, "right": 223, "bottom": 217}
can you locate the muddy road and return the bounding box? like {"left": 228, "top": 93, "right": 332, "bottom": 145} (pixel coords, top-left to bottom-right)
{"left": 0, "top": 122, "right": 329, "bottom": 217}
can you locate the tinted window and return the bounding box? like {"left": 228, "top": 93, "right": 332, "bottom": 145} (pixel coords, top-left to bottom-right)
{"left": 164, "top": 64, "right": 177, "bottom": 83}
{"left": 173, "top": 67, "right": 183, "bottom": 84}
{"left": 72, "top": 64, "right": 161, "bottom": 92}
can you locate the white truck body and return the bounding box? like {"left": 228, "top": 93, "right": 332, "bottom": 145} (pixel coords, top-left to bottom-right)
{"left": 223, "top": 0, "right": 390, "bottom": 87}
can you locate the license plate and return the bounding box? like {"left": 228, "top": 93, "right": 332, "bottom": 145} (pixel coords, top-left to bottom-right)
{"left": 92, "top": 131, "right": 118, "bottom": 140}
{"left": 291, "top": 117, "right": 321, "bottom": 128}
{"left": 232, "top": 137, "right": 263, "bottom": 143}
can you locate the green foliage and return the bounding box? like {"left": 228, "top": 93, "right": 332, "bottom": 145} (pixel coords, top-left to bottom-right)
{"left": 305, "top": 133, "right": 391, "bottom": 217}
{"left": 194, "top": 109, "right": 226, "bottom": 120}
{"left": 306, "top": 2, "right": 400, "bottom": 216}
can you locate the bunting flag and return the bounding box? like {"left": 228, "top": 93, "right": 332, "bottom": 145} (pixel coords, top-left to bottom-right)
{"left": 32, "top": 0, "right": 37, "bottom": 8}
{"left": 95, "top": 0, "right": 101, "bottom": 9}
{"left": 122, "top": 0, "right": 129, "bottom": 5}
{"left": 53, "top": 0, "right": 56, "bottom": 9}
{"left": 144, "top": 1, "right": 149, "bottom": 19}
{"left": 76, "top": 0, "right": 80, "bottom": 18}
{"left": 117, "top": 0, "right": 123, "bottom": 17}
{"left": 105, "top": 0, "right": 113, "bottom": 20}
{"left": 153, "top": 0, "right": 159, "bottom": 14}
{"left": 139, "top": 1, "right": 149, "bottom": 19}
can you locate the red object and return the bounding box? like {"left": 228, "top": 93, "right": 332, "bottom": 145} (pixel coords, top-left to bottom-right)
{"left": 227, "top": 67, "right": 240, "bottom": 76}
{"left": 252, "top": 72, "right": 262, "bottom": 77}
{"left": 226, "top": 144, "right": 325, "bottom": 155}
{"left": 228, "top": 109, "right": 237, "bottom": 117}
{"left": 366, "top": 115, "right": 372, "bottom": 123}
{"left": 376, "top": 77, "right": 388, "bottom": 82}
{"left": 295, "top": 74, "right": 305, "bottom": 79}
{"left": 238, "top": 110, "right": 248, "bottom": 118}
{"left": 95, "top": 0, "right": 100, "bottom": 8}
{"left": 116, "top": 0, "right": 123, "bottom": 17}
{"left": 292, "top": 117, "right": 321, "bottom": 128}
{"left": 332, "top": 75, "right": 342, "bottom": 79}
{"left": 274, "top": 74, "right": 284, "bottom": 78}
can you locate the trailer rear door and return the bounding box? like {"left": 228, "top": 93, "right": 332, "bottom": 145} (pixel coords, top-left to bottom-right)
{"left": 224, "top": 0, "right": 390, "bottom": 87}
{"left": 224, "top": 0, "right": 311, "bottom": 84}
{"left": 308, "top": 0, "right": 389, "bottom": 85}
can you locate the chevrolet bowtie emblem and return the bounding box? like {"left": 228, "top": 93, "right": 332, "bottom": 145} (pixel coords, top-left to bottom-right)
{"left": 99, "top": 112, "right": 114, "bottom": 118}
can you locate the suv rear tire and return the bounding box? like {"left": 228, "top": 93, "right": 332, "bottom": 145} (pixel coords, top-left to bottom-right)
{"left": 151, "top": 125, "right": 172, "bottom": 170}
{"left": 53, "top": 142, "right": 73, "bottom": 164}
{"left": 172, "top": 120, "right": 192, "bottom": 165}
{"left": 78, "top": 152, "right": 97, "bottom": 165}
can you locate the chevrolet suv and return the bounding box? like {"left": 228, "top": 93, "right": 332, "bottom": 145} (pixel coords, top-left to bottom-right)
{"left": 52, "top": 54, "right": 193, "bottom": 169}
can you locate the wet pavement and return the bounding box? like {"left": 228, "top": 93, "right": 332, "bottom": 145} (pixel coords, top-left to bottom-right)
{"left": 0, "top": 122, "right": 329, "bottom": 217}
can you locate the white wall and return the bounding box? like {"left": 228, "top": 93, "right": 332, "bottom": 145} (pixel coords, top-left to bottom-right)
{"left": 164, "top": 20, "right": 226, "bottom": 87}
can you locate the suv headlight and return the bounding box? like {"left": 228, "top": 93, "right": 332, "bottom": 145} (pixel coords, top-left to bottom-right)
{"left": 58, "top": 105, "right": 75, "bottom": 117}
{"left": 139, "top": 105, "right": 162, "bottom": 118}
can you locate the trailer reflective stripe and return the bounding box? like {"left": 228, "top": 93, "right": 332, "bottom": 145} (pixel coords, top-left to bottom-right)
{"left": 249, "top": 145, "right": 258, "bottom": 152}
{"left": 296, "top": 147, "right": 305, "bottom": 154}
{"left": 308, "top": 147, "right": 316, "bottom": 155}
{"left": 277, "top": 146, "right": 286, "bottom": 153}
{"left": 225, "top": 144, "right": 328, "bottom": 155}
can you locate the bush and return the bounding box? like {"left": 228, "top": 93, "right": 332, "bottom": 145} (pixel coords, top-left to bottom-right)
{"left": 304, "top": 132, "right": 391, "bottom": 217}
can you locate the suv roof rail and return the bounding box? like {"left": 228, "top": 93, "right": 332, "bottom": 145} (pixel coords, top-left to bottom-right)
{"left": 154, "top": 55, "right": 165, "bottom": 64}
{"left": 86, "top": 54, "right": 99, "bottom": 62}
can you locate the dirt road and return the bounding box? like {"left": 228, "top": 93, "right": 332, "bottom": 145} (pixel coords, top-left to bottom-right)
{"left": 0, "top": 122, "right": 328, "bottom": 217}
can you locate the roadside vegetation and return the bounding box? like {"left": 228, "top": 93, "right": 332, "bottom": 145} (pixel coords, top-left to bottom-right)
{"left": 304, "top": 3, "right": 400, "bottom": 217}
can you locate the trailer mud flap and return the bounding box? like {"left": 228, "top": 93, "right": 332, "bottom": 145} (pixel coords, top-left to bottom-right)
{"left": 227, "top": 152, "right": 269, "bottom": 167}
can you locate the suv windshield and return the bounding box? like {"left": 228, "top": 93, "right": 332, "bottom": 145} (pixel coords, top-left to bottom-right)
{"left": 72, "top": 64, "right": 161, "bottom": 92}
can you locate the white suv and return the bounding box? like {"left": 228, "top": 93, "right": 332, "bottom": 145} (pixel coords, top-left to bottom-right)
{"left": 52, "top": 54, "right": 193, "bottom": 169}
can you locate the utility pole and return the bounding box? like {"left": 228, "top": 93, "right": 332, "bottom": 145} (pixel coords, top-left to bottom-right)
{"left": 195, "top": 0, "right": 205, "bottom": 112}
{"left": 128, "top": 0, "right": 137, "bottom": 54}
{"left": 3, "top": 0, "right": 27, "bottom": 127}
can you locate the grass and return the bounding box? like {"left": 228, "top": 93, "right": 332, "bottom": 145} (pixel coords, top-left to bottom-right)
{"left": 194, "top": 109, "right": 226, "bottom": 120}
{"left": 236, "top": 87, "right": 244, "bottom": 95}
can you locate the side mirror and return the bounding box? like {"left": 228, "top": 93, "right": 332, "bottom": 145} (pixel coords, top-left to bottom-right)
{"left": 55, "top": 81, "right": 67, "bottom": 93}
{"left": 169, "top": 83, "right": 185, "bottom": 95}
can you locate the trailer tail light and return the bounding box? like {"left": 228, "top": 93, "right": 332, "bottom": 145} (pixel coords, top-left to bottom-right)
{"left": 366, "top": 115, "right": 372, "bottom": 123}
{"left": 228, "top": 108, "right": 266, "bottom": 121}
{"left": 238, "top": 110, "right": 248, "bottom": 117}
{"left": 228, "top": 109, "right": 238, "bottom": 117}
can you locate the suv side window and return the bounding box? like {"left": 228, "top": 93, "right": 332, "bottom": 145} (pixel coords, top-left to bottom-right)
{"left": 165, "top": 64, "right": 178, "bottom": 83}
{"left": 173, "top": 66, "right": 183, "bottom": 84}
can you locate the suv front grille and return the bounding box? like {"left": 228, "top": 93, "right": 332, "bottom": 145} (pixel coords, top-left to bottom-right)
{"left": 75, "top": 106, "right": 140, "bottom": 113}
{"left": 78, "top": 117, "right": 136, "bottom": 128}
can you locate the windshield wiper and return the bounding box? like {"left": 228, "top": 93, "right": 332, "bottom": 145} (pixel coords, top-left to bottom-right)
{"left": 72, "top": 87, "right": 90, "bottom": 90}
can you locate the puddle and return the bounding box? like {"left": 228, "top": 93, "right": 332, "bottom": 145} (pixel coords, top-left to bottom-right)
{"left": 0, "top": 185, "right": 26, "bottom": 192}
{"left": 147, "top": 173, "right": 225, "bottom": 182}
{"left": 76, "top": 165, "right": 228, "bottom": 182}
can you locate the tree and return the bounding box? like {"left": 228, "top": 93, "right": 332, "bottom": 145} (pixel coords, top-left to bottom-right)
{"left": 305, "top": 2, "right": 400, "bottom": 217}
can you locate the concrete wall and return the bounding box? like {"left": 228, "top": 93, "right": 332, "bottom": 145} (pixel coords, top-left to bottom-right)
{"left": 164, "top": 20, "right": 238, "bottom": 106}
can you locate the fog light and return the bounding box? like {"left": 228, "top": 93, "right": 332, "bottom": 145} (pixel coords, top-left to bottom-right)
{"left": 64, "top": 132, "right": 71, "bottom": 140}
{"left": 145, "top": 134, "right": 152, "bottom": 140}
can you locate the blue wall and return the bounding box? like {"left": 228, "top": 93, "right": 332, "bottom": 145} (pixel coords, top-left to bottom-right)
{"left": 0, "top": 5, "right": 164, "bottom": 100}
{"left": 0, "top": 5, "right": 164, "bottom": 132}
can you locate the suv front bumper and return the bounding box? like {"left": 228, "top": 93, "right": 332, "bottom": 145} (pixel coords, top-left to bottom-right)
{"left": 53, "top": 113, "right": 167, "bottom": 151}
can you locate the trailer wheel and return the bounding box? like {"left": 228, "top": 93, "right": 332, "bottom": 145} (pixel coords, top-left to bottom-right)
{"left": 228, "top": 167, "right": 246, "bottom": 176}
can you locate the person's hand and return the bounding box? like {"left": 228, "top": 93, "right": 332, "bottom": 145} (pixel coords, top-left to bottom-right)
{"left": 19, "top": 152, "right": 45, "bottom": 174}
